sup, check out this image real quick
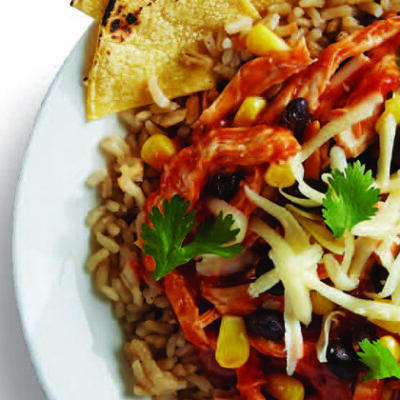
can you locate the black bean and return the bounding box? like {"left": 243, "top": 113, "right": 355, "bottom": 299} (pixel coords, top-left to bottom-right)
{"left": 216, "top": 79, "right": 229, "bottom": 93}
{"left": 294, "top": 115, "right": 312, "bottom": 141}
{"left": 261, "top": 388, "right": 278, "bottom": 400}
{"left": 154, "top": 307, "right": 164, "bottom": 320}
{"left": 326, "top": 339, "right": 359, "bottom": 381}
{"left": 359, "top": 13, "right": 379, "bottom": 27}
{"left": 280, "top": 97, "right": 311, "bottom": 141}
{"left": 254, "top": 256, "right": 284, "bottom": 296}
{"left": 370, "top": 262, "right": 389, "bottom": 294}
{"left": 204, "top": 173, "right": 243, "bottom": 202}
{"left": 391, "top": 127, "right": 400, "bottom": 174}
{"left": 246, "top": 309, "right": 285, "bottom": 341}
{"left": 305, "top": 178, "right": 329, "bottom": 193}
{"left": 352, "top": 323, "right": 377, "bottom": 350}
{"left": 349, "top": 147, "right": 378, "bottom": 178}
{"left": 252, "top": 241, "right": 272, "bottom": 257}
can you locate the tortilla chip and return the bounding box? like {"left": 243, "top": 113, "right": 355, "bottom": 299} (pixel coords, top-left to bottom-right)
{"left": 85, "top": 0, "right": 267, "bottom": 120}
{"left": 71, "top": 0, "right": 109, "bottom": 23}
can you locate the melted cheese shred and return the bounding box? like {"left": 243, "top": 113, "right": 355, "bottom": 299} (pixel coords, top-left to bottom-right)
{"left": 316, "top": 311, "right": 345, "bottom": 363}
{"left": 376, "top": 113, "right": 397, "bottom": 189}
{"left": 323, "top": 231, "right": 358, "bottom": 291}
{"left": 300, "top": 93, "right": 383, "bottom": 162}
{"left": 352, "top": 190, "right": 400, "bottom": 238}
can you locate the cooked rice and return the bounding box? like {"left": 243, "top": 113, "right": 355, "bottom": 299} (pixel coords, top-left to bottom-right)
{"left": 225, "top": 16, "right": 253, "bottom": 34}
{"left": 145, "top": 120, "right": 166, "bottom": 136}
{"left": 86, "top": 2, "right": 400, "bottom": 398}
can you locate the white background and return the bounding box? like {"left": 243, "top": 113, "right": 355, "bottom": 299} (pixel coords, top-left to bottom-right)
{"left": 0, "top": 1, "right": 91, "bottom": 398}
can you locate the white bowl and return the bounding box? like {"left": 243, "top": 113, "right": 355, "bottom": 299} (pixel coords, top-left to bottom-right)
{"left": 13, "top": 27, "right": 144, "bottom": 400}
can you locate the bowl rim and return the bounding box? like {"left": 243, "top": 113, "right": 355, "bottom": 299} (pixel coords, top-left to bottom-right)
{"left": 11, "top": 27, "right": 91, "bottom": 400}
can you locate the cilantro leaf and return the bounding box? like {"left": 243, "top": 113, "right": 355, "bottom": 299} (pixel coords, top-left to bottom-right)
{"left": 322, "top": 161, "right": 380, "bottom": 238}
{"left": 357, "top": 339, "right": 400, "bottom": 381}
{"left": 184, "top": 212, "right": 243, "bottom": 258}
{"left": 141, "top": 194, "right": 244, "bottom": 280}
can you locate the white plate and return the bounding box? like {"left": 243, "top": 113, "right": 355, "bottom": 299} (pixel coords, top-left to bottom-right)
{"left": 13, "top": 27, "right": 143, "bottom": 400}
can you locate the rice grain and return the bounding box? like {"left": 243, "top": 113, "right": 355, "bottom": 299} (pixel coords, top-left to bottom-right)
{"left": 159, "top": 109, "right": 187, "bottom": 128}
{"left": 358, "top": 2, "right": 384, "bottom": 17}
{"left": 299, "top": 0, "right": 325, "bottom": 6}
{"left": 186, "top": 374, "right": 213, "bottom": 393}
{"left": 86, "top": 248, "right": 110, "bottom": 272}
{"left": 262, "top": 12, "right": 281, "bottom": 30}
{"left": 85, "top": 205, "right": 106, "bottom": 227}
{"left": 87, "top": 169, "right": 107, "bottom": 187}
{"left": 100, "top": 135, "right": 130, "bottom": 159}
{"left": 321, "top": 5, "right": 354, "bottom": 19}
{"left": 101, "top": 286, "right": 120, "bottom": 301}
{"left": 96, "top": 231, "right": 120, "bottom": 254}
{"left": 145, "top": 120, "right": 165, "bottom": 135}
{"left": 225, "top": 16, "right": 253, "bottom": 34}
{"left": 275, "top": 22, "right": 298, "bottom": 37}
{"left": 269, "top": 3, "right": 292, "bottom": 15}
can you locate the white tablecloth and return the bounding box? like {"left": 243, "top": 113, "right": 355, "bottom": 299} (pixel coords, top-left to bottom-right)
{"left": 0, "top": 1, "right": 91, "bottom": 398}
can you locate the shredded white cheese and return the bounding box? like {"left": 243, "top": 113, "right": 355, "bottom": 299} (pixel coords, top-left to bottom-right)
{"left": 376, "top": 113, "right": 397, "bottom": 190}
{"left": 352, "top": 191, "right": 400, "bottom": 238}
{"left": 249, "top": 269, "right": 280, "bottom": 298}
{"left": 284, "top": 301, "right": 304, "bottom": 375}
{"left": 290, "top": 156, "right": 325, "bottom": 204}
{"left": 285, "top": 204, "right": 323, "bottom": 222}
{"left": 279, "top": 189, "right": 322, "bottom": 208}
{"left": 308, "top": 274, "right": 400, "bottom": 321}
{"left": 323, "top": 232, "right": 358, "bottom": 291}
{"left": 316, "top": 311, "right": 344, "bottom": 363}
{"left": 349, "top": 236, "right": 379, "bottom": 281}
{"left": 380, "top": 252, "right": 400, "bottom": 298}
{"left": 329, "top": 146, "right": 348, "bottom": 172}
{"left": 300, "top": 93, "right": 383, "bottom": 162}
{"left": 293, "top": 214, "right": 345, "bottom": 255}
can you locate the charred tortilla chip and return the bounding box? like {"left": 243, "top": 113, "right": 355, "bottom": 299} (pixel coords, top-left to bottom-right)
{"left": 85, "top": 0, "right": 267, "bottom": 120}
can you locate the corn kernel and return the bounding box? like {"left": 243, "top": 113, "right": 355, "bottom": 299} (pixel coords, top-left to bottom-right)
{"left": 238, "top": 0, "right": 261, "bottom": 19}
{"left": 384, "top": 99, "right": 400, "bottom": 122}
{"left": 233, "top": 96, "right": 267, "bottom": 127}
{"left": 264, "top": 162, "right": 296, "bottom": 188}
{"left": 246, "top": 24, "right": 290, "bottom": 56}
{"left": 310, "top": 290, "right": 335, "bottom": 315}
{"left": 379, "top": 335, "right": 400, "bottom": 361}
{"left": 216, "top": 316, "right": 250, "bottom": 369}
{"left": 140, "top": 134, "right": 178, "bottom": 170}
{"left": 376, "top": 92, "right": 400, "bottom": 132}
{"left": 265, "top": 374, "right": 305, "bottom": 400}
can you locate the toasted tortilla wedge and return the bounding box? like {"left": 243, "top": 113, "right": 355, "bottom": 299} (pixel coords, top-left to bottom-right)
{"left": 83, "top": 0, "right": 268, "bottom": 119}
{"left": 71, "top": 0, "right": 109, "bottom": 23}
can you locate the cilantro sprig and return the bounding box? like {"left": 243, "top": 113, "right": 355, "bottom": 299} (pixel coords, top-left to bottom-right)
{"left": 322, "top": 162, "right": 380, "bottom": 238}
{"left": 358, "top": 339, "right": 400, "bottom": 381}
{"left": 141, "top": 194, "right": 244, "bottom": 280}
